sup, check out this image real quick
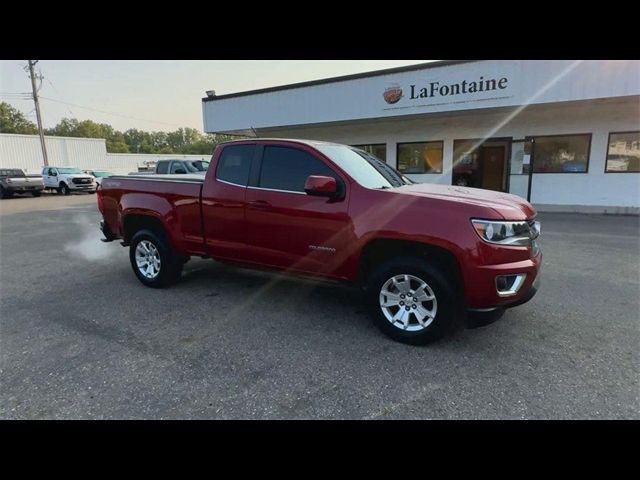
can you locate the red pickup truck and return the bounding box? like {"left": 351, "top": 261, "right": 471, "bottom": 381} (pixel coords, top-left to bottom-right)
{"left": 98, "top": 139, "right": 541, "bottom": 345}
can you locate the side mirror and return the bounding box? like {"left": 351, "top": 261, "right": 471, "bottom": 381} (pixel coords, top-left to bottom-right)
{"left": 304, "top": 175, "right": 340, "bottom": 198}
{"left": 174, "top": 168, "right": 187, "bottom": 174}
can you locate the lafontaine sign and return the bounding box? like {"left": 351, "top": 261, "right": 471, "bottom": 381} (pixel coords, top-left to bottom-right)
{"left": 383, "top": 75, "right": 509, "bottom": 105}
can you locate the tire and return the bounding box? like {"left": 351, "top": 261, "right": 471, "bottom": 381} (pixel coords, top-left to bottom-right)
{"left": 59, "top": 183, "right": 71, "bottom": 195}
{"left": 365, "top": 256, "right": 463, "bottom": 345}
{"left": 88, "top": 190, "right": 96, "bottom": 194}
{"left": 0, "top": 186, "right": 5, "bottom": 199}
{"left": 32, "top": 190, "right": 42, "bottom": 197}
{"left": 129, "top": 228, "right": 183, "bottom": 288}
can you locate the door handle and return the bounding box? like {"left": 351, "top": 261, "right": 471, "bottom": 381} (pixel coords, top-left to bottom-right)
{"left": 248, "top": 200, "right": 271, "bottom": 210}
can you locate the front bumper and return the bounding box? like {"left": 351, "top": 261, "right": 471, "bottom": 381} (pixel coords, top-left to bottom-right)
{"left": 465, "top": 250, "right": 542, "bottom": 309}
{"left": 69, "top": 183, "right": 96, "bottom": 190}
{"left": 502, "top": 271, "right": 540, "bottom": 309}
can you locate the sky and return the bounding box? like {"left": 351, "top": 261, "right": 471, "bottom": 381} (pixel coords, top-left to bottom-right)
{"left": 0, "top": 60, "right": 433, "bottom": 133}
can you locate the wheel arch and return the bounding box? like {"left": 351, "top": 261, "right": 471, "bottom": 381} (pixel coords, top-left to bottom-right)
{"left": 122, "top": 213, "right": 170, "bottom": 246}
{"left": 359, "top": 238, "right": 464, "bottom": 294}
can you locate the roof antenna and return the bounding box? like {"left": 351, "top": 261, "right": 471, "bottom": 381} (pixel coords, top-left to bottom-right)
{"left": 250, "top": 126, "right": 258, "bottom": 138}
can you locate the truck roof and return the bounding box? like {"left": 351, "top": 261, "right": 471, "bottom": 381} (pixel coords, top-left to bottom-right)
{"left": 217, "top": 138, "right": 345, "bottom": 148}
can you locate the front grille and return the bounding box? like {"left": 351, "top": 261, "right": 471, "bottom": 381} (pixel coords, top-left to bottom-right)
{"left": 72, "top": 178, "right": 91, "bottom": 184}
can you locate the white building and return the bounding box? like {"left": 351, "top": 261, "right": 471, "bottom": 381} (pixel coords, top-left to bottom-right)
{"left": 202, "top": 60, "right": 640, "bottom": 213}
{"left": 0, "top": 133, "right": 210, "bottom": 175}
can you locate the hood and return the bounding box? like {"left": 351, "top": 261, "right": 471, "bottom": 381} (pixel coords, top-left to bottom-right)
{"left": 394, "top": 183, "right": 536, "bottom": 220}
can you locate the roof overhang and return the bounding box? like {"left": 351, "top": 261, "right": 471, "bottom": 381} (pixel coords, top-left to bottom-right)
{"left": 202, "top": 60, "right": 640, "bottom": 135}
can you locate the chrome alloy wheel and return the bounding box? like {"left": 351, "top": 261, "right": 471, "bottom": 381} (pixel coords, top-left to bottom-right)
{"left": 135, "top": 240, "right": 161, "bottom": 279}
{"left": 379, "top": 274, "right": 437, "bottom": 332}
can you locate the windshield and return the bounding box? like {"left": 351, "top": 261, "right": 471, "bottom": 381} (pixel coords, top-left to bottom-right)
{"left": 0, "top": 169, "right": 25, "bottom": 177}
{"left": 92, "top": 171, "right": 112, "bottom": 177}
{"left": 57, "top": 168, "right": 84, "bottom": 174}
{"left": 315, "top": 145, "right": 413, "bottom": 189}
{"left": 185, "top": 160, "right": 209, "bottom": 172}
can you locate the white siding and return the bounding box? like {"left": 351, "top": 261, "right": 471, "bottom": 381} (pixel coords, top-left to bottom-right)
{"left": 0, "top": 133, "right": 106, "bottom": 173}
{"left": 0, "top": 134, "right": 212, "bottom": 175}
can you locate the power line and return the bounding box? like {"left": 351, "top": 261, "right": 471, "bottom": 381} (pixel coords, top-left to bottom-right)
{"left": 45, "top": 77, "right": 75, "bottom": 117}
{"left": 39, "top": 96, "right": 186, "bottom": 128}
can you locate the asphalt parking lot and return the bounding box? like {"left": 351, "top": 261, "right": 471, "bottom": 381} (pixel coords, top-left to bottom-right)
{"left": 1, "top": 193, "right": 638, "bottom": 419}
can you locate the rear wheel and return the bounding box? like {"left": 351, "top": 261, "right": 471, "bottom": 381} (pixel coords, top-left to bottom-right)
{"left": 129, "top": 228, "right": 183, "bottom": 288}
{"left": 31, "top": 190, "right": 42, "bottom": 197}
{"left": 366, "top": 256, "right": 462, "bottom": 345}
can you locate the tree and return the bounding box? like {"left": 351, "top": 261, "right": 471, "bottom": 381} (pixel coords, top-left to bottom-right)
{"left": 7, "top": 110, "right": 246, "bottom": 154}
{"left": 0, "top": 102, "right": 38, "bottom": 134}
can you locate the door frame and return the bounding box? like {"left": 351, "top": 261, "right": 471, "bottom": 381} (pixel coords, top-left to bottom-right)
{"left": 452, "top": 137, "right": 512, "bottom": 192}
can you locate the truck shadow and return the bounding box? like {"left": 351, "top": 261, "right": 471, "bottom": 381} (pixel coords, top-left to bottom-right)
{"left": 178, "top": 259, "right": 372, "bottom": 326}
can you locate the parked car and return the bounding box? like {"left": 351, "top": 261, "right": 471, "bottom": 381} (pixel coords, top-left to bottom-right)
{"left": 128, "top": 159, "right": 210, "bottom": 176}
{"left": 42, "top": 166, "right": 96, "bottom": 195}
{"left": 98, "top": 139, "right": 542, "bottom": 345}
{"left": 84, "top": 170, "right": 114, "bottom": 186}
{"left": 0, "top": 169, "right": 45, "bottom": 198}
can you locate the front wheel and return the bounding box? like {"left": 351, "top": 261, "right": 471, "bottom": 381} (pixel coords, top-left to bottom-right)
{"left": 366, "top": 256, "right": 462, "bottom": 345}
{"left": 32, "top": 190, "right": 42, "bottom": 197}
{"left": 129, "top": 228, "right": 183, "bottom": 288}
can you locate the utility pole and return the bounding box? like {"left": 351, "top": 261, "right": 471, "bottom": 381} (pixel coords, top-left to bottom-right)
{"left": 28, "top": 60, "right": 49, "bottom": 166}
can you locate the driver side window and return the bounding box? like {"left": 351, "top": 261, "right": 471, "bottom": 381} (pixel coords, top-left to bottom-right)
{"left": 258, "top": 146, "right": 337, "bottom": 193}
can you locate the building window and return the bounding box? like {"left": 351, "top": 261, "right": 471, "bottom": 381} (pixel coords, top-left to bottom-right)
{"left": 397, "top": 141, "right": 443, "bottom": 174}
{"left": 531, "top": 134, "right": 591, "bottom": 173}
{"left": 605, "top": 131, "right": 640, "bottom": 173}
{"left": 352, "top": 144, "right": 387, "bottom": 162}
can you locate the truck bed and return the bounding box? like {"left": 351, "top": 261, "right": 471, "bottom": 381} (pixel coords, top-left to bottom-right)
{"left": 101, "top": 174, "right": 206, "bottom": 255}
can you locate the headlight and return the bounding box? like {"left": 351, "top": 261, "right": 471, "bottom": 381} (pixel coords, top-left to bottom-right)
{"left": 472, "top": 219, "right": 533, "bottom": 246}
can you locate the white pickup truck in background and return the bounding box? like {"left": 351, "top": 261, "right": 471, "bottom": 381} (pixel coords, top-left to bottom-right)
{"left": 41, "top": 166, "right": 96, "bottom": 195}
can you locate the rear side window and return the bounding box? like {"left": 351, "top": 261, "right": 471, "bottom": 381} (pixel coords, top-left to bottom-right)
{"left": 259, "top": 146, "right": 336, "bottom": 192}
{"left": 156, "top": 161, "right": 169, "bottom": 174}
{"left": 216, "top": 145, "right": 255, "bottom": 186}
{"left": 170, "top": 162, "right": 185, "bottom": 174}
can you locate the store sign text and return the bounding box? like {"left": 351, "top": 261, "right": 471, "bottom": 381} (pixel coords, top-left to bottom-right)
{"left": 409, "top": 76, "right": 508, "bottom": 100}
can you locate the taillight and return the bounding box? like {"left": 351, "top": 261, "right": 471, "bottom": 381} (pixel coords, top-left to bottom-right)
{"left": 96, "top": 183, "right": 104, "bottom": 214}
{"left": 6, "top": 178, "right": 12, "bottom": 184}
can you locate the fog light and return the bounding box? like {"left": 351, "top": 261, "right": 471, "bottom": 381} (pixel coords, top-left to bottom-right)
{"left": 496, "top": 274, "right": 526, "bottom": 297}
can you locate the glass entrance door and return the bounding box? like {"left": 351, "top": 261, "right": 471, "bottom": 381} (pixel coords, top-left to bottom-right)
{"left": 452, "top": 138, "right": 510, "bottom": 192}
